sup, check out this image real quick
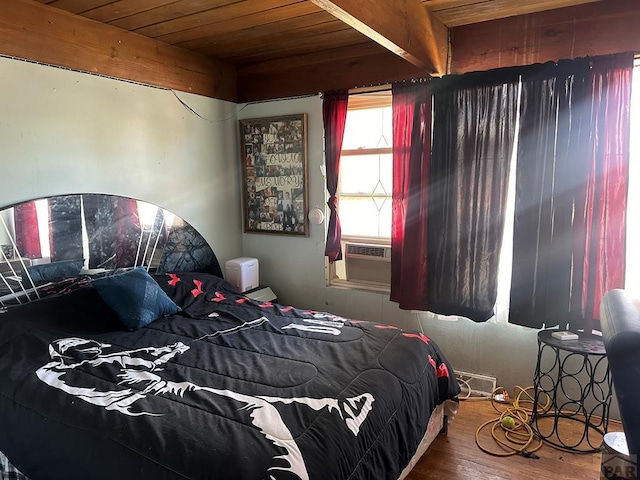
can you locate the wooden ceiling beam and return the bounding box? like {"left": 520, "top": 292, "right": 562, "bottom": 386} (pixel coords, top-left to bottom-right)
{"left": 0, "top": 0, "right": 237, "bottom": 101}
{"left": 237, "top": 0, "right": 637, "bottom": 101}
{"left": 310, "top": 0, "right": 448, "bottom": 75}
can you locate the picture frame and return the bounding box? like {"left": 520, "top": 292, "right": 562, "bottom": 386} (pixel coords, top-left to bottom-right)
{"left": 239, "top": 114, "right": 309, "bottom": 236}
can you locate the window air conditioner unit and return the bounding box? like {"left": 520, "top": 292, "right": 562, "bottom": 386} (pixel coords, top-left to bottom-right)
{"left": 345, "top": 242, "right": 391, "bottom": 285}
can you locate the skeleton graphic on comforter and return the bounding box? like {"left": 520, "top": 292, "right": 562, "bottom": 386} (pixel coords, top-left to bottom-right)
{"left": 35, "top": 317, "right": 375, "bottom": 480}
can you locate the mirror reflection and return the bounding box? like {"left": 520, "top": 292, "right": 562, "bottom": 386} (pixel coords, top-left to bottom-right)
{"left": 0, "top": 194, "right": 219, "bottom": 306}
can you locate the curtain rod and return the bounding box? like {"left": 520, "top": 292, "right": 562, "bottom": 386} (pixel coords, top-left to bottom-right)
{"left": 347, "top": 77, "right": 431, "bottom": 96}
{"left": 348, "top": 84, "right": 391, "bottom": 96}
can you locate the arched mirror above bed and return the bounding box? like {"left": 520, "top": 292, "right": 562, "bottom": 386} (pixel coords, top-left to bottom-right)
{"left": 0, "top": 194, "right": 222, "bottom": 306}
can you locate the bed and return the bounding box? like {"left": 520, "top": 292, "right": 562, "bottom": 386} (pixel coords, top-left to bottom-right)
{"left": 0, "top": 194, "right": 460, "bottom": 480}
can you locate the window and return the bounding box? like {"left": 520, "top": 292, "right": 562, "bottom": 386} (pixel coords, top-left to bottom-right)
{"left": 328, "top": 91, "right": 393, "bottom": 291}
{"left": 328, "top": 59, "right": 639, "bottom": 305}
{"left": 625, "top": 59, "right": 640, "bottom": 293}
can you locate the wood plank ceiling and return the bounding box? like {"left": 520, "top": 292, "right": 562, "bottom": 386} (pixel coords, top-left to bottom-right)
{"left": 6, "top": 0, "right": 639, "bottom": 102}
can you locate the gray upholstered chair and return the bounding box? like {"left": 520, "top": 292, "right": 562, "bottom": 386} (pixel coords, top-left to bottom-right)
{"left": 600, "top": 289, "right": 640, "bottom": 454}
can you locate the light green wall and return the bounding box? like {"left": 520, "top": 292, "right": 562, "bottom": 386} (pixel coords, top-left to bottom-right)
{"left": 0, "top": 56, "right": 242, "bottom": 266}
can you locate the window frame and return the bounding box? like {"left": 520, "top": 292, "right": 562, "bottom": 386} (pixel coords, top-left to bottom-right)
{"left": 326, "top": 89, "right": 393, "bottom": 293}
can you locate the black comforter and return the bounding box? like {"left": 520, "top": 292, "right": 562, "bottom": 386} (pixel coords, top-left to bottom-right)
{"left": 0, "top": 272, "right": 459, "bottom": 480}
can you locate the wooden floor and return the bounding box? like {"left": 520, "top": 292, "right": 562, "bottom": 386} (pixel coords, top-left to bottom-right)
{"left": 406, "top": 400, "right": 623, "bottom": 480}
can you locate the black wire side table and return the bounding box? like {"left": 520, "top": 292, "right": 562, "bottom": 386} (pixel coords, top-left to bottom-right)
{"left": 530, "top": 329, "right": 612, "bottom": 453}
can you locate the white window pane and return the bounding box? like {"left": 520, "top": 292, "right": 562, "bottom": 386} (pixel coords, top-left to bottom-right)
{"left": 342, "top": 107, "right": 392, "bottom": 150}
{"left": 338, "top": 103, "right": 393, "bottom": 242}
{"left": 378, "top": 154, "right": 393, "bottom": 194}
{"left": 626, "top": 64, "right": 640, "bottom": 293}
{"left": 340, "top": 197, "right": 391, "bottom": 238}
{"left": 340, "top": 154, "right": 392, "bottom": 195}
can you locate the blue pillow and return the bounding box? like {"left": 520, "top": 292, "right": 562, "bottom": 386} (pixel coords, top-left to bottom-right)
{"left": 24, "top": 259, "right": 84, "bottom": 286}
{"left": 92, "top": 267, "right": 180, "bottom": 331}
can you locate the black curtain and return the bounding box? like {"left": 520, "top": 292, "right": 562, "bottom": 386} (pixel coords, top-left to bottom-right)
{"left": 425, "top": 70, "right": 521, "bottom": 321}
{"left": 509, "top": 55, "right": 633, "bottom": 330}
{"left": 48, "top": 195, "right": 83, "bottom": 262}
{"left": 83, "top": 194, "right": 117, "bottom": 269}
{"left": 509, "top": 60, "right": 590, "bottom": 329}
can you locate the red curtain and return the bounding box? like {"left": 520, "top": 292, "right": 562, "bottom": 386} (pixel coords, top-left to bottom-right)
{"left": 114, "top": 197, "right": 141, "bottom": 268}
{"left": 14, "top": 202, "right": 42, "bottom": 259}
{"left": 390, "top": 82, "right": 432, "bottom": 309}
{"left": 581, "top": 53, "right": 633, "bottom": 331}
{"left": 322, "top": 90, "right": 349, "bottom": 262}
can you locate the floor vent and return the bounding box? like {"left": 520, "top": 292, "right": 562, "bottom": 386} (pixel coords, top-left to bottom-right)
{"left": 455, "top": 371, "right": 497, "bottom": 398}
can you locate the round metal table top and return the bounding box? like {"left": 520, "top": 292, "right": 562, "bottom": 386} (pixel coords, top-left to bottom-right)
{"left": 537, "top": 329, "right": 606, "bottom": 355}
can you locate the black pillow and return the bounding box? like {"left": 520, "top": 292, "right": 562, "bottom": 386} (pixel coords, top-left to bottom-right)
{"left": 92, "top": 267, "right": 180, "bottom": 331}
{"left": 24, "top": 259, "right": 84, "bottom": 286}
